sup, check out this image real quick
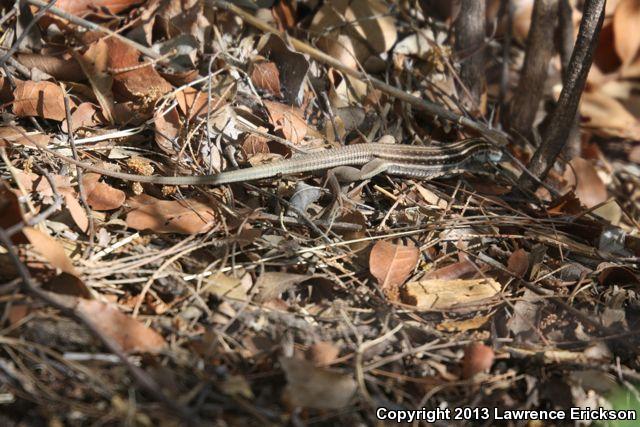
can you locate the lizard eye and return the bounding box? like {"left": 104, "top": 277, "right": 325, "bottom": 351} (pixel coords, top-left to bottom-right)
{"left": 489, "top": 150, "right": 503, "bottom": 162}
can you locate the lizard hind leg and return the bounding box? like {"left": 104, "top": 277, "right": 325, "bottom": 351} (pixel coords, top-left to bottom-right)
{"left": 331, "top": 158, "right": 390, "bottom": 183}
{"left": 321, "top": 159, "right": 391, "bottom": 219}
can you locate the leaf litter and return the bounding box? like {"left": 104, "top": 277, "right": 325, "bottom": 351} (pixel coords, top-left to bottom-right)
{"left": 0, "top": 0, "right": 640, "bottom": 425}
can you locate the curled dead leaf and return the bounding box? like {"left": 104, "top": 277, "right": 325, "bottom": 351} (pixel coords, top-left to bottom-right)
{"left": 75, "top": 39, "right": 116, "bottom": 124}
{"left": 62, "top": 102, "right": 101, "bottom": 132}
{"left": 256, "top": 34, "right": 309, "bottom": 105}
{"left": 15, "top": 53, "right": 85, "bottom": 82}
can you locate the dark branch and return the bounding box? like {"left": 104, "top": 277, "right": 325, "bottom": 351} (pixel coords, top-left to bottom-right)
{"left": 455, "top": 0, "right": 487, "bottom": 115}
{"left": 518, "top": 0, "right": 606, "bottom": 192}
{"left": 508, "top": 0, "right": 559, "bottom": 137}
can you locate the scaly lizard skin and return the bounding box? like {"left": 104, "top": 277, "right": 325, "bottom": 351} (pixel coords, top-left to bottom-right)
{"left": 23, "top": 137, "right": 503, "bottom": 185}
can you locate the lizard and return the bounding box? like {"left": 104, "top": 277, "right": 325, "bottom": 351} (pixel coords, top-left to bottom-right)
{"left": 19, "top": 137, "right": 503, "bottom": 187}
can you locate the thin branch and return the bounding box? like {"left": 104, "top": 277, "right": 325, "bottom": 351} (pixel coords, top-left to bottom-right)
{"left": 518, "top": 0, "right": 606, "bottom": 192}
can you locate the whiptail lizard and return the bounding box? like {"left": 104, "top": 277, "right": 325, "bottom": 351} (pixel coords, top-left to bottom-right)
{"left": 21, "top": 137, "right": 503, "bottom": 186}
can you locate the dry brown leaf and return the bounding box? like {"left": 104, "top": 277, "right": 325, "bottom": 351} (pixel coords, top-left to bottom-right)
{"left": 272, "top": 0, "right": 297, "bottom": 30}
{"left": 62, "top": 102, "right": 101, "bottom": 132}
{"left": 32, "top": 180, "right": 83, "bottom": 234}
{"left": 75, "top": 40, "right": 116, "bottom": 124}
{"left": 241, "top": 133, "right": 270, "bottom": 158}
{"left": 15, "top": 53, "right": 85, "bottom": 82}
{"left": 126, "top": 194, "right": 218, "bottom": 234}
{"left": 42, "top": 272, "right": 92, "bottom": 298}
{"left": 11, "top": 169, "right": 91, "bottom": 232}
{"left": 176, "top": 87, "right": 216, "bottom": 119}
{"left": 12, "top": 80, "right": 66, "bottom": 121}
{"left": 53, "top": 0, "right": 143, "bottom": 16}
{"left": 0, "top": 126, "right": 51, "bottom": 147}
{"left": 105, "top": 38, "right": 173, "bottom": 107}
{"left": 263, "top": 100, "right": 309, "bottom": 144}
{"left": 154, "top": 106, "right": 181, "bottom": 155}
{"left": 547, "top": 191, "right": 583, "bottom": 215}
{"left": 22, "top": 226, "right": 78, "bottom": 276}
{"left": 256, "top": 34, "right": 309, "bottom": 105}
{"left": 613, "top": 0, "right": 640, "bottom": 65}
{"left": 0, "top": 186, "right": 33, "bottom": 244}
{"left": 579, "top": 90, "right": 640, "bottom": 139}
{"left": 402, "top": 278, "right": 501, "bottom": 310}
{"left": 563, "top": 158, "right": 607, "bottom": 209}
{"left": 63, "top": 191, "right": 89, "bottom": 232}
{"left": 6, "top": 304, "right": 30, "bottom": 326}
{"left": 415, "top": 184, "right": 449, "bottom": 209}
{"left": 369, "top": 241, "right": 419, "bottom": 301}
{"left": 82, "top": 173, "right": 126, "bottom": 211}
{"left": 280, "top": 356, "right": 357, "bottom": 409}
{"left": 251, "top": 61, "right": 282, "bottom": 97}
{"left": 507, "top": 249, "right": 530, "bottom": 278}
{"left": 76, "top": 299, "right": 166, "bottom": 354}
{"left": 424, "top": 258, "right": 477, "bottom": 281}
{"left": 461, "top": 343, "right": 495, "bottom": 379}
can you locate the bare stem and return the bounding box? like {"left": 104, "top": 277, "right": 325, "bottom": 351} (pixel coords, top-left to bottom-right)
{"left": 509, "top": 0, "right": 559, "bottom": 137}
{"left": 455, "top": 0, "right": 487, "bottom": 114}
{"left": 518, "top": 0, "right": 605, "bottom": 192}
